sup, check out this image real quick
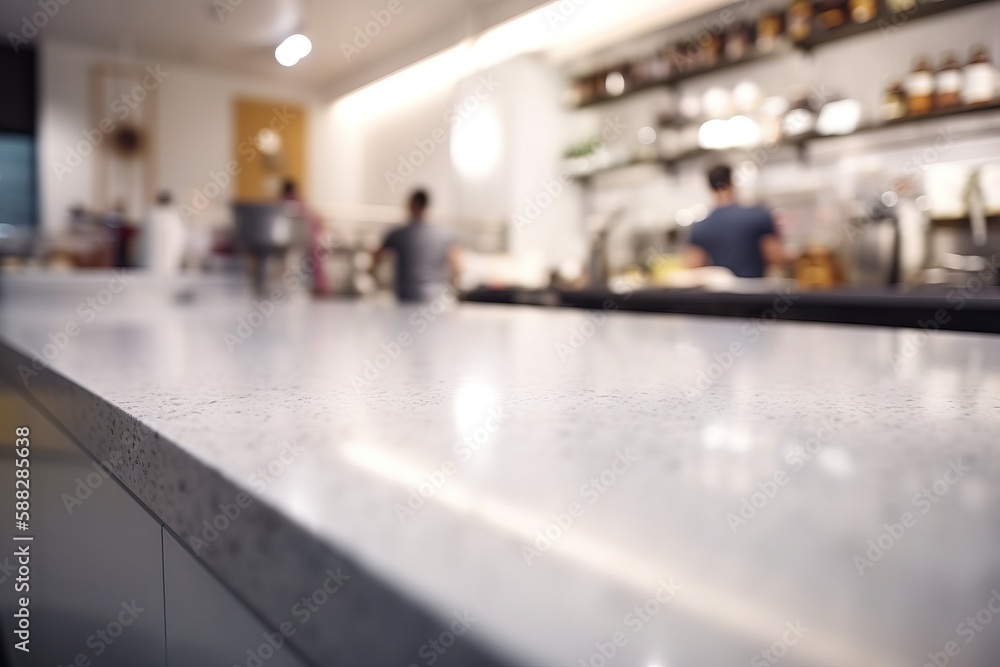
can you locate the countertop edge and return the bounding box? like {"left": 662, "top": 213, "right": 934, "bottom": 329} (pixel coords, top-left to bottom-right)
{"left": 0, "top": 336, "right": 517, "bottom": 667}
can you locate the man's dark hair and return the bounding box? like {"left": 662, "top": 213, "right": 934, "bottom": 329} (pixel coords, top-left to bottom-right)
{"left": 707, "top": 165, "right": 733, "bottom": 191}
{"left": 410, "top": 189, "right": 430, "bottom": 210}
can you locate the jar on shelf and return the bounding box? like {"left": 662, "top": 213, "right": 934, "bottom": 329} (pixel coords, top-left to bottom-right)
{"left": 668, "top": 43, "right": 692, "bottom": 73}
{"left": 963, "top": 45, "right": 999, "bottom": 105}
{"left": 935, "top": 52, "right": 963, "bottom": 109}
{"left": 787, "top": 0, "right": 812, "bottom": 42}
{"left": 782, "top": 93, "right": 817, "bottom": 137}
{"left": 620, "top": 62, "right": 635, "bottom": 92}
{"left": 697, "top": 31, "right": 724, "bottom": 68}
{"left": 887, "top": 0, "right": 917, "bottom": 13}
{"left": 849, "top": 0, "right": 877, "bottom": 23}
{"left": 725, "top": 22, "right": 752, "bottom": 61}
{"left": 882, "top": 81, "right": 907, "bottom": 120}
{"left": 904, "top": 56, "right": 935, "bottom": 115}
{"left": 815, "top": 0, "right": 849, "bottom": 32}
{"left": 756, "top": 11, "right": 784, "bottom": 52}
{"left": 648, "top": 48, "right": 670, "bottom": 82}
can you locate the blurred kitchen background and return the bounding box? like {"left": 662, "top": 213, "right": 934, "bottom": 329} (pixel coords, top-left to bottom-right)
{"left": 1, "top": 0, "right": 999, "bottom": 295}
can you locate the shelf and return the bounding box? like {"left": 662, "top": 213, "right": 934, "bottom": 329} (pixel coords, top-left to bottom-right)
{"left": 855, "top": 99, "right": 1000, "bottom": 133}
{"left": 797, "top": 0, "right": 995, "bottom": 50}
{"left": 570, "top": 156, "right": 662, "bottom": 181}
{"left": 575, "top": 47, "right": 790, "bottom": 110}
{"left": 570, "top": 0, "right": 995, "bottom": 110}
{"left": 571, "top": 101, "right": 1000, "bottom": 180}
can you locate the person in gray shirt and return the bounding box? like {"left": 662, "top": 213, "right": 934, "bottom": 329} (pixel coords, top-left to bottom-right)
{"left": 375, "top": 189, "right": 462, "bottom": 301}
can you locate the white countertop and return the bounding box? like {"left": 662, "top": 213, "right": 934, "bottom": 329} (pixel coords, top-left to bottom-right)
{"left": 1, "top": 272, "right": 999, "bottom": 667}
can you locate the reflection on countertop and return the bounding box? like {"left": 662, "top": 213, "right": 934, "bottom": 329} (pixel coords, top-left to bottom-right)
{"left": 1, "top": 273, "right": 999, "bottom": 667}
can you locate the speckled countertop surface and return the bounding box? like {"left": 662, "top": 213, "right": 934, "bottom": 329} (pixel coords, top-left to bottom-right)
{"left": 1, "top": 272, "right": 999, "bottom": 667}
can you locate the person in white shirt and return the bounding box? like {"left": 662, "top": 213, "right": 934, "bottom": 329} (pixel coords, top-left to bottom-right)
{"left": 143, "top": 191, "right": 186, "bottom": 275}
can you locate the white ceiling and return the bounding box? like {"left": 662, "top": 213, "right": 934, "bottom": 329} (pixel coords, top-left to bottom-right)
{"left": 1, "top": 0, "right": 550, "bottom": 94}
{"left": 2, "top": 0, "right": 736, "bottom": 101}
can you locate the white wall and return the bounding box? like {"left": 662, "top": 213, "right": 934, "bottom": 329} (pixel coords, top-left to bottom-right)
{"left": 319, "top": 52, "right": 587, "bottom": 276}
{"left": 38, "top": 39, "right": 328, "bottom": 233}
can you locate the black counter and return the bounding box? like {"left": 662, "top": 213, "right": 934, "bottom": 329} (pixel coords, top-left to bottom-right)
{"left": 462, "top": 285, "right": 1000, "bottom": 334}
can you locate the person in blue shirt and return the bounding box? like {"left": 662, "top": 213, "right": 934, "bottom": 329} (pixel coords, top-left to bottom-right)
{"left": 685, "top": 165, "right": 786, "bottom": 278}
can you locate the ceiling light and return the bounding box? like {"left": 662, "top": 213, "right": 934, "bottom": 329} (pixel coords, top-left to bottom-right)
{"left": 276, "top": 33, "right": 312, "bottom": 67}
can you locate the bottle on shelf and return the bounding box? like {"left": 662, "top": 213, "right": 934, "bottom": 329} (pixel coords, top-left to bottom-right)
{"left": 795, "top": 245, "right": 844, "bottom": 290}
{"left": 887, "top": 0, "right": 917, "bottom": 13}
{"left": 935, "top": 52, "right": 963, "bottom": 110}
{"left": 725, "top": 22, "right": 753, "bottom": 61}
{"left": 882, "top": 80, "right": 907, "bottom": 120}
{"left": 782, "top": 92, "right": 817, "bottom": 136}
{"left": 697, "top": 31, "right": 724, "bottom": 68}
{"left": 630, "top": 55, "right": 650, "bottom": 89}
{"left": 619, "top": 62, "right": 635, "bottom": 93}
{"left": 787, "top": 0, "right": 812, "bottom": 42}
{"left": 756, "top": 11, "right": 785, "bottom": 52}
{"left": 649, "top": 47, "right": 671, "bottom": 82}
{"left": 670, "top": 42, "right": 696, "bottom": 74}
{"left": 814, "top": 0, "right": 849, "bottom": 31}
{"left": 904, "top": 56, "right": 935, "bottom": 115}
{"left": 963, "top": 45, "right": 999, "bottom": 105}
{"left": 849, "top": 0, "right": 877, "bottom": 24}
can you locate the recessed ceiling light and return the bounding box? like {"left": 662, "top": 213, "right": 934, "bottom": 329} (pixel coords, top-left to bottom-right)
{"left": 276, "top": 33, "right": 312, "bottom": 67}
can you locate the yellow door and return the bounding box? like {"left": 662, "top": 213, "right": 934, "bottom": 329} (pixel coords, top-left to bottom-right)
{"left": 233, "top": 98, "right": 307, "bottom": 201}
